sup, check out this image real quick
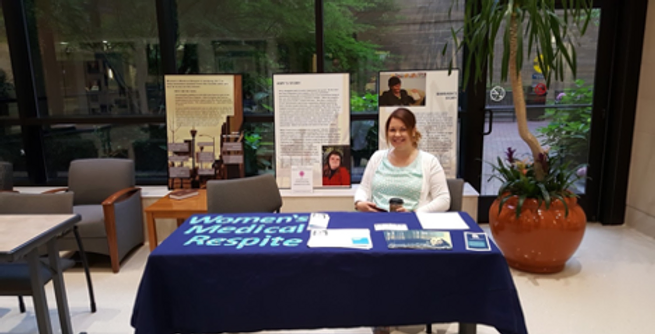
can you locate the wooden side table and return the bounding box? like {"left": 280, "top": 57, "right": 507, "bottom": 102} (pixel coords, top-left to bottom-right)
{"left": 145, "top": 190, "right": 207, "bottom": 251}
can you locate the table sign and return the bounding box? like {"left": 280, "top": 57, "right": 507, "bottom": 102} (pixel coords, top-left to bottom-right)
{"left": 291, "top": 166, "right": 313, "bottom": 193}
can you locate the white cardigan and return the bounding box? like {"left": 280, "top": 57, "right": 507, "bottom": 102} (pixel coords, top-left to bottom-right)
{"left": 354, "top": 150, "right": 451, "bottom": 212}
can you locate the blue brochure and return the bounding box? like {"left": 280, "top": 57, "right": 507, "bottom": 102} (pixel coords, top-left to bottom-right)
{"left": 384, "top": 231, "right": 452, "bottom": 250}
{"left": 464, "top": 232, "right": 491, "bottom": 251}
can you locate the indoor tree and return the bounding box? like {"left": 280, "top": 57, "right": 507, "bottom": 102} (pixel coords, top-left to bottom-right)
{"left": 447, "top": 0, "right": 596, "bottom": 273}
{"left": 448, "top": 0, "right": 594, "bottom": 181}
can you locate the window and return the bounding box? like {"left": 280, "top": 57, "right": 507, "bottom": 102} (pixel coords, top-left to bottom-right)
{"left": 325, "top": 0, "right": 465, "bottom": 181}
{"left": 482, "top": 10, "right": 601, "bottom": 195}
{"left": 32, "top": 0, "right": 161, "bottom": 117}
{"left": 0, "top": 4, "right": 17, "bottom": 119}
{"left": 177, "top": 0, "right": 315, "bottom": 176}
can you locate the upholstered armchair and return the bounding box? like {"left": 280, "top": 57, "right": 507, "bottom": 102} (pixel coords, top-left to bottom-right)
{"left": 45, "top": 159, "right": 143, "bottom": 273}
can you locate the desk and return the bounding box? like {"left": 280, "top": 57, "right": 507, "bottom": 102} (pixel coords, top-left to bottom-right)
{"left": 0, "top": 214, "right": 81, "bottom": 334}
{"left": 131, "top": 212, "right": 527, "bottom": 334}
{"left": 144, "top": 190, "right": 207, "bottom": 250}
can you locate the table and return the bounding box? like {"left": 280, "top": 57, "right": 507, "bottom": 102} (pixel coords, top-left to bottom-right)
{"left": 0, "top": 214, "right": 81, "bottom": 334}
{"left": 145, "top": 189, "right": 207, "bottom": 250}
{"left": 131, "top": 212, "right": 527, "bottom": 334}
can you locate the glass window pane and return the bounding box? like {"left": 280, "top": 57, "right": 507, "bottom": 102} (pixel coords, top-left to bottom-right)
{"left": 32, "top": 0, "right": 161, "bottom": 117}
{"left": 0, "top": 5, "right": 18, "bottom": 119}
{"left": 482, "top": 9, "right": 600, "bottom": 195}
{"left": 351, "top": 119, "right": 377, "bottom": 183}
{"left": 326, "top": 0, "right": 465, "bottom": 180}
{"left": 42, "top": 123, "right": 167, "bottom": 180}
{"left": 0, "top": 125, "right": 26, "bottom": 178}
{"left": 243, "top": 122, "right": 275, "bottom": 176}
{"left": 177, "top": 0, "right": 315, "bottom": 115}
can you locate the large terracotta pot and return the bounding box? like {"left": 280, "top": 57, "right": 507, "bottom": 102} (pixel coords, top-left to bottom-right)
{"left": 489, "top": 195, "right": 586, "bottom": 273}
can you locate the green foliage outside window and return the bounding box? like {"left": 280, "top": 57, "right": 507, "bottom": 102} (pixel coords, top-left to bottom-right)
{"left": 350, "top": 92, "right": 378, "bottom": 113}
{"left": 537, "top": 79, "right": 592, "bottom": 166}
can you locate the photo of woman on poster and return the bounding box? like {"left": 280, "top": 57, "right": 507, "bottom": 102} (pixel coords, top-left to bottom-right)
{"left": 322, "top": 146, "right": 351, "bottom": 186}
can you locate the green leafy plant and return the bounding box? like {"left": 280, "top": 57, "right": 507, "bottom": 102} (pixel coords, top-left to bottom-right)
{"left": 537, "top": 79, "right": 592, "bottom": 165}
{"left": 490, "top": 147, "right": 582, "bottom": 218}
{"left": 350, "top": 92, "right": 378, "bottom": 113}
{"left": 243, "top": 124, "right": 274, "bottom": 176}
{"left": 447, "top": 0, "right": 594, "bottom": 181}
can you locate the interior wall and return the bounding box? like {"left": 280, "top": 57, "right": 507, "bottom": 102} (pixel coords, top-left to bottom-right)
{"left": 625, "top": 0, "right": 655, "bottom": 237}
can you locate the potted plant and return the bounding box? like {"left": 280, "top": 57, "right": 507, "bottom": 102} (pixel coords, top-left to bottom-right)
{"left": 488, "top": 148, "right": 586, "bottom": 273}
{"left": 448, "top": 1, "right": 594, "bottom": 273}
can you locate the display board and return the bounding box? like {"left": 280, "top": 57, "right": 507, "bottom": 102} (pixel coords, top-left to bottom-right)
{"left": 378, "top": 70, "right": 459, "bottom": 178}
{"left": 165, "top": 74, "right": 243, "bottom": 189}
{"left": 274, "top": 73, "right": 351, "bottom": 189}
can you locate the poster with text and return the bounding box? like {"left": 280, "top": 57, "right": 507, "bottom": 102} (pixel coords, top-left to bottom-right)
{"left": 378, "top": 70, "right": 459, "bottom": 178}
{"left": 274, "top": 73, "right": 350, "bottom": 189}
{"left": 165, "top": 74, "right": 243, "bottom": 189}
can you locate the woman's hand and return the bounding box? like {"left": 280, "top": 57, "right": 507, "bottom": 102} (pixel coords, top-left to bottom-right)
{"left": 395, "top": 206, "right": 410, "bottom": 213}
{"left": 356, "top": 201, "right": 383, "bottom": 212}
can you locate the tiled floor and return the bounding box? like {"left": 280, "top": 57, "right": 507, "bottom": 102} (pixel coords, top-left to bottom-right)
{"left": 1, "top": 223, "right": 654, "bottom": 334}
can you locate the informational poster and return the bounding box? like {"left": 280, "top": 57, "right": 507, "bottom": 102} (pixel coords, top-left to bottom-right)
{"left": 274, "top": 73, "right": 351, "bottom": 189}
{"left": 165, "top": 74, "right": 243, "bottom": 189}
{"left": 378, "top": 70, "right": 459, "bottom": 178}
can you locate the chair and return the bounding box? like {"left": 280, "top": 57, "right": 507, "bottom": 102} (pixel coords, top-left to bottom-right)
{"left": 206, "top": 174, "right": 282, "bottom": 213}
{"left": 446, "top": 178, "right": 465, "bottom": 212}
{"left": 45, "top": 158, "right": 144, "bottom": 273}
{"left": 0, "top": 192, "right": 96, "bottom": 313}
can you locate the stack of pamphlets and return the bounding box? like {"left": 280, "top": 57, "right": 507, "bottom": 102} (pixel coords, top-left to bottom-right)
{"left": 308, "top": 212, "right": 330, "bottom": 230}
{"left": 384, "top": 230, "right": 453, "bottom": 250}
{"left": 307, "top": 229, "right": 372, "bottom": 249}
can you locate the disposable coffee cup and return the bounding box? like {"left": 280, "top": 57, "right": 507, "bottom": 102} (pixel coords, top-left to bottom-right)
{"left": 389, "top": 198, "right": 404, "bottom": 212}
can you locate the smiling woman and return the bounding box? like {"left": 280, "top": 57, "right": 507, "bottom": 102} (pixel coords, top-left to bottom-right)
{"left": 354, "top": 108, "right": 451, "bottom": 213}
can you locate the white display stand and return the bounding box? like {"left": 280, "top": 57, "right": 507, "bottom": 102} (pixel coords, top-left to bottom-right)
{"left": 273, "top": 73, "right": 351, "bottom": 189}
{"left": 378, "top": 70, "right": 459, "bottom": 178}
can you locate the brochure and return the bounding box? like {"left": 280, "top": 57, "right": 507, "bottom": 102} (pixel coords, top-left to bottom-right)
{"left": 308, "top": 212, "right": 330, "bottom": 230}
{"left": 307, "top": 229, "right": 372, "bottom": 250}
{"left": 464, "top": 232, "right": 491, "bottom": 251}
{"left": 384, "top": 230, "right": 452, "bottom": 250}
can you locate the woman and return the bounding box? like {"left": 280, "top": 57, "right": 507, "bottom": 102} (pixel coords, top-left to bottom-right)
{"left": 322, "top": 149, "right": 351, "bottom": 186}
{"left": 354, "top": 108, "right": 450, "bottom": 212}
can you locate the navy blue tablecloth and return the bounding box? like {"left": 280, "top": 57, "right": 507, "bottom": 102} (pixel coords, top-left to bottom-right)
{"left": 131, "top": 212, "right": 527, "bottom": 334}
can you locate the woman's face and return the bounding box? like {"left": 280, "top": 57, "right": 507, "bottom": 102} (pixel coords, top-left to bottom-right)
{"left": 328, "top": 153, "right": 341, "bottom": 170}
{"left": 387, "top": 117, "right": 414, "bottom": 150}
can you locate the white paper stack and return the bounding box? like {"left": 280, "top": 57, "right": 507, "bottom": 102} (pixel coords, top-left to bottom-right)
{"left": 307, "top": 212, "right": 330, "bottom": 230}
{"left": 373, "top": 223, "right": 408, "bottom": 231}
{"left": 307, "top": 229, "right": 372, "bottom": 249}
{"left": 416, "top": 212, "right": 469, "bottom": 230}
